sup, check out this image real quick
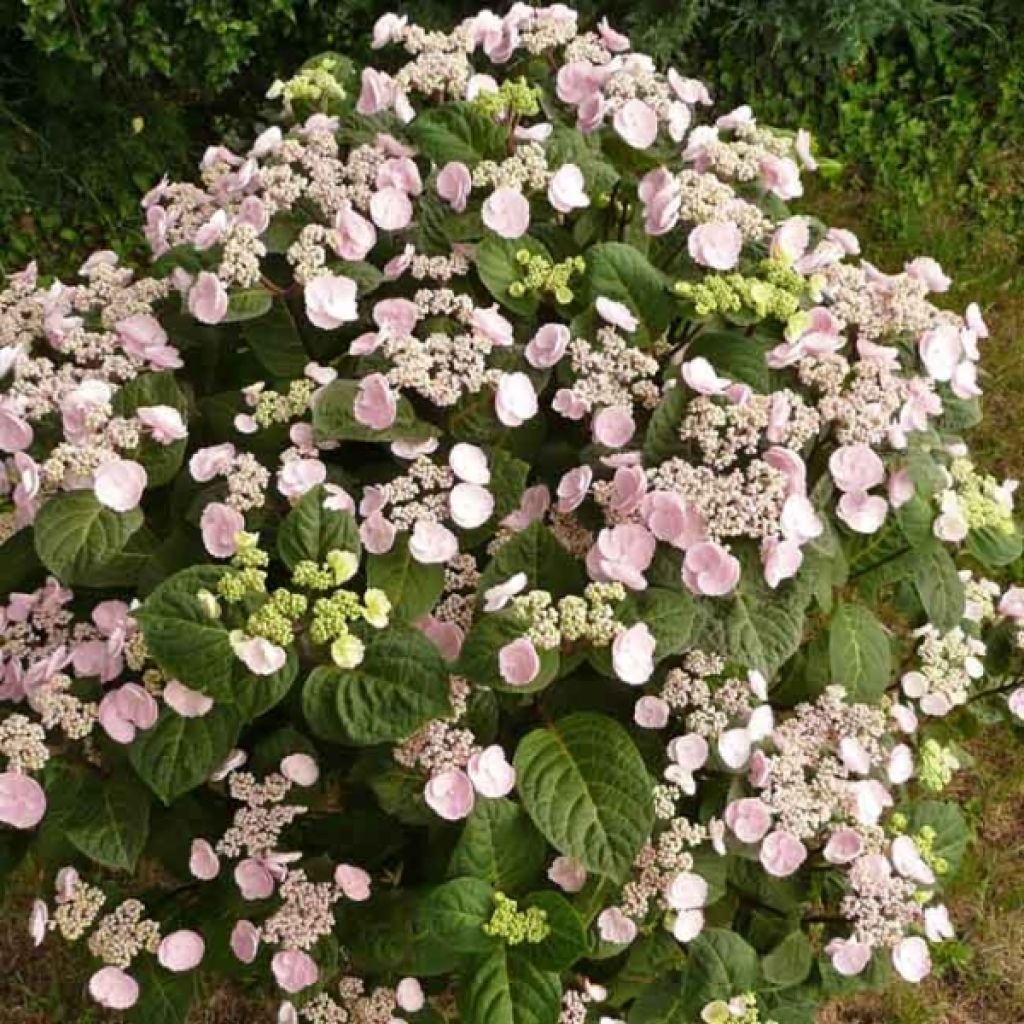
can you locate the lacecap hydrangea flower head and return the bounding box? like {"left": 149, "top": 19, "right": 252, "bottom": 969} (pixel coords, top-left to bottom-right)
{"left": 2, "top": 6, "right": 1023, "bottom": 1022}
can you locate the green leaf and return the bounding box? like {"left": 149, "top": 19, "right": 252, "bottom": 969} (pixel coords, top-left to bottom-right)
{"left": 135, "top": 566, "right": 236, "bottom": 697}
{"left": 353, "top": 747, "right": 433, "bottom": 825}
{"left": 128, "top": 960, "right": 197, "bottom": 1024}
{"left": 612, "top": 932, "right": 686, "bottom": 1009}
{"left": 521, "top": 891, "right": 587, "bottom": 971}
{"left": 448, "top": 798, "right": 548, "bottom": 894}
{"left": 621, "top": 587, "right": 696, "bottom": 661}
{"left": 643, "top": 386, "right": 687, "bottom": 463}
{"left": 416, "top": 877, "right": 497, "bottom": 954}
{"left": 589, "top": 587, "right": 696, "bottom": 676}
{"left": 967, "top": 525, "right": 1022, "bottom": 568}
{"left": 478, "top": 521, "right": 586, "bottom": 600}
{"left": 66, "top": 774, "right": 150, "bottom": 872}
{"left": 410, "top": 103, "right": 507, "bottom": 165}
{"left": 0, "top": 529, "right": 43, "bottom": 594}
{"left": 310, "top": 624, "right": 452, "bottom": 744}
{"left": 476, "top": 234, "right": 548, "bottom": 316}
{"left": 912, "top": 541, "right": 965, "bottom": 631}
{"left": 458, "top": 946, "right": 562, "bottom": 1024}
{"left": 312, "top": 379, "right": 436, "bottom": 443}
{"left": 243, "top": 298, "right": 309, "bottom": 378}
{"left": 627, "top": 980, "right": 689, "bottom": 1024}
{"left": 585, "top": 242, "right": 671, "bottom": 332}
{"left": 685, "top": 331, "right": 772, "bottom": 392}
{"left": 341, "top": 260, "right": 385, "bottom": 296}
{"left": 515, "top": 712, "right": 653, "bottom": 881}
{"left": 343, "top": 889, "right": 464, "bottom": 976}
{"left": 302, "top": 667, "right": 351, "bottom": 744}
{"left": 277, "top": 484, "right": 361, "bottom": 568}
{"left": 904, "top": 801, "right": 968, "bottom": 881}
{"left": 112, "top": 371, "right": 190, "bottom": 485}
{"left": 222, "top": 286, "right": 273, "bottom": 322}
{"left": 680, "top": 929, "right": 760, "bottom": 1007}
{"left": 128, "top": 706, "right": 241, "bottom": 804}
{"left": 33, "top": 491, "right": 143, "bottom": 585}
{"left": 546, "top": 123, "right": 620, "bottom": 194}
{"left": 828, "top": 602, "right": 892, "bottom": 700}
{"left": 367, "top": 535, "right": 445, "bottom": 622}
{"left": 763, "top": 932, "right": 813, "bottom": 988}
{"left": 702, "top": 562, "right": 810, "bottom": 677}
{"left": 457, "top": 612, "right": 560, "bottom": 693}
{"left": 232, "top": 646, "right": 299, "bottom": 721}
{"left": 939, "top": 395, "right": 981, "bottom": 432}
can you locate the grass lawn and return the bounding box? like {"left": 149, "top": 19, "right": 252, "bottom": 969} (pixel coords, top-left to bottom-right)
{"left": 1, "top": 178, "right": 1021, "bottom": 1022}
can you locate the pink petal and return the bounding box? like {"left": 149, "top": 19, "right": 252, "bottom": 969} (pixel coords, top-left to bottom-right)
{"left": 482, "top": 187, "right": 531, "bottom": 239}
{"left": 94, "top": 458, "right": 148, "bottom": 512}
{"left": 467, "top": 745, "right": 516, "bottom": 798}
{"left": 189, "top": 839, "right": 221, "bottom": 880}
{"left": 272, "top": 949, "right": 319, "bottom": 993}
{"left": 335, "top": 863, "right": 372, "bottom": 901}
{"left": 230, "top": 919, "right": 260, "bottom": 963}
{"left": 89, "top": 967, "right": 139, "bottom": 1010}
{"left": 498, "top": 637, "right": 541, "bottom": 686}
{"left": 611, "top": 623, "right": 656, "bottom": 685}
{"left": 424, "top": 768, "right": 476, "bottom": 821}
{"left": 158, "top": 929, "right": 205, "bottom": 972}
{"left": 0, "top": 772, "right": 46, "bottom": 829}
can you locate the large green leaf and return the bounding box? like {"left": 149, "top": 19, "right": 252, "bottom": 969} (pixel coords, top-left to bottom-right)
{"left": 222, "top": 286, "right": 273, "bottom": 323}
{"left": 112, "top": 371, "right": 190, "bottom": 485}
{"left": 828, "top": 601, "right": 892, "bottom": 700}
{"left": 912, "top": 540, "right": 965, "bottom": 630}
{"left": 410, "top": 103, "right": 507, "bottom": 165}
{"left": 520, "top": 891, "right": 587, "bottom": 972}
{"left": 643, "top": 386, "right": 687, "bottom": 463}
{"left": 312, "top": 379, "right": 436, "bottom": 443}
{"left": 458, "top": 946, "right": 562, "bottom": 1024}
{"left": 366, "top": 535, "right": 445, "bottom": 622}
{"left": 967, "top": 525, "right": 1022, "bottom": 569}
{"left": 128, "top": 960, "right": 197, "bottom": 1024}
{"left": 585, "top": 242, "right": 671, "bottom": 332}
{"left": 232, "top": 647, "right": 299, "bottom": 721}
{"left": 515, "top": 713, "right": 653, "bottom": 881}
{"left": 545, "top": 123, "right": 620, "bottom": 194}
{"left": 415, "top": 877, "right": 497, "bottom": 954}
{"left": 478, "top": 521, "right": 586, "bottom": 600}
{"left": 33, "top": 491, "right": 143, "bottom": 585}
{"left": 588, "top": 587, "right": 696, "bottom": 676}
{"left": 475, "top": 235, "right": 549, "bottom": 316}
{"left": 277, "top": 484, "right": 360, "bottom": 568}
{"left": 310, "top": 625, "right": 452, "bottom": 744}
{"left": 679, "top": 929, "right": 761, "bottom": 1007}
{"left": 904, "top": 801, "right": 969, "bottom": 882}
{"left": 457, "top": 612, "right": 560, "bottom": 693}
{"left": 697, "top": 563, "right": 810, "bottom": 677}
{"left": 448, "top": 798, "right": 548, "bottom": 894}
{"left": 685, "top": 331, "right": 772, "bottom": 392}
{"left": 762, "top": 932, "right": 814, "bottom": 988}
{"left": 128, "top": 705, "right": 241, "bottom": 804}
{"left": 135, "top": 566, "right": 236, "bottom": 697}
{"left": 243, "top": 297, "right": 309, "bottom": 378}
{"left": 65, "top": 773, "right": 150, "bottom": 872}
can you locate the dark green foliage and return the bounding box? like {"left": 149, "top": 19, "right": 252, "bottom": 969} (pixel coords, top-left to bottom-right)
{"left": 3, "top": 0, "right": 1021, "bottom": 279}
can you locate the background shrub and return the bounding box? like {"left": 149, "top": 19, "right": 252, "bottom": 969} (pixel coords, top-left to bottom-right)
{"left": 2, "top": 1, "right": 1022, "bottom": 278}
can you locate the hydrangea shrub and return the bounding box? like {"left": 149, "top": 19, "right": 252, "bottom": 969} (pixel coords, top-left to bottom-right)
{"left": 2, "top": 7, "right": 1023, "bottom": 1023}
